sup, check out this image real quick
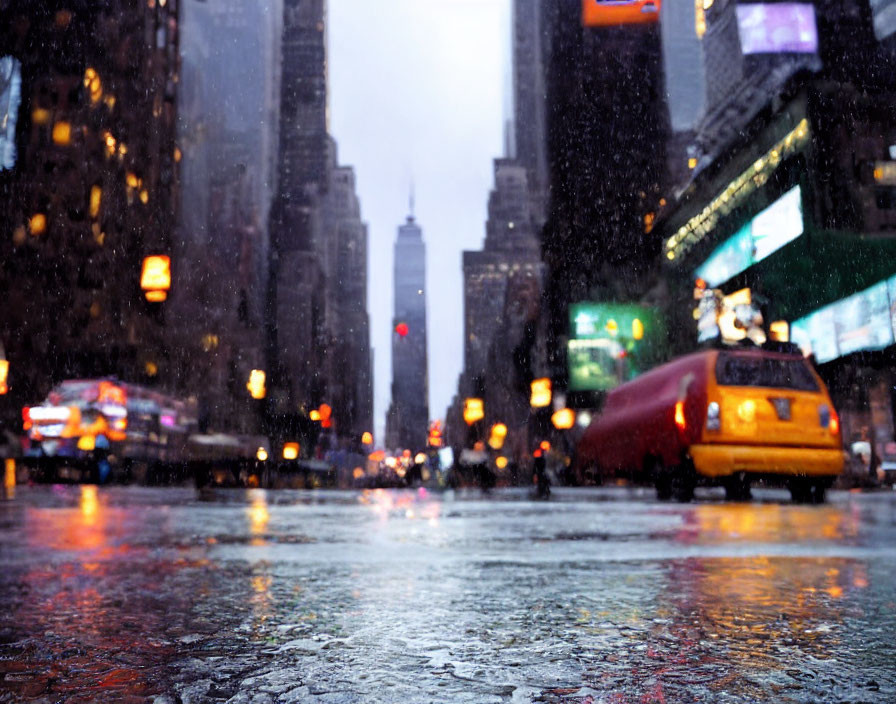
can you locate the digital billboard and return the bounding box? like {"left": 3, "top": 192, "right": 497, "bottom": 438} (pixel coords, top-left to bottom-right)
{"left": 736, "top": 4, "right": 818, "bottom": 54}
{"left": 0, "top": 56, "right": 22, "bottom": 171}
{"left": 870, "top": 0, "right": 896, "bottom": 41}
{"left": 695, "top": 186, "right": 803, "bottom": 287}
{"left": 583, "top": 0, "right": 661, "bottom": 28}
{"left": 791, "top": 276, "right": 896, "bottom": 363}
{"left": 568, "top": 303, "right": 663, "bottom": 392}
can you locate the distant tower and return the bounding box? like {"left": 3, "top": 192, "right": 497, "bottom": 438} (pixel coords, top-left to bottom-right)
{"left": 385, "top": 206, "right": 429, "bottom": 451}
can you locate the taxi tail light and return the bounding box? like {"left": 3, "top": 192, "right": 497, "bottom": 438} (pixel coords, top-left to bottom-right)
{"left": 22, "top": 406, "right": 32, "bottom": 431}
{"left": 819, "top": 403, "right": 840, "bottom": 435}
{"left": 674, "top": 401, "right": 686, "bottom": 432}
{"left": 706, "top": 401, "right": 721, "bottom": 431}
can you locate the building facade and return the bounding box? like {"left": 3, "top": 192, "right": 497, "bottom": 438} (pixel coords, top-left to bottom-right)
{"left": 386, "top": 213, "right": 429, "bottom": 452}
{"left": 173, "top": 0, "right": 282, "bottom": 432}
{"left": 540, "top": 0, "right": 669, "bottom": 402}
{"left": 267, "top": 0, "right": 331, "bottom": 433}
{"left": 655, "top": 2, "right": 896, "bottom": 462}
{"left": 0, "top": 0, "right": 180, "bottom": 427}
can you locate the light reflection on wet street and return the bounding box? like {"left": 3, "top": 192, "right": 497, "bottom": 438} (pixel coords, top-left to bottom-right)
{"left": 2, "top": 486, "right": 896, "bottom": 703}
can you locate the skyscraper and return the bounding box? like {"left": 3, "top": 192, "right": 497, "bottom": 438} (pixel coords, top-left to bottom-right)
{"left": 385, "top": 210, "right": 429, "bottom": 451}
{"left": 173, "top": 0, "right": 282, "bottom": 431}
{"left": 541, "top": 0, "right": 669, "bottom": 385}
{"left": 268, "top": 0, "right": 330, "bottom": 416}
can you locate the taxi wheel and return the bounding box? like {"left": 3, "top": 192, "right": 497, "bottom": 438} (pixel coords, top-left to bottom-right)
{"left": 650, "top": 457, "right": 672, "bottom": 501}
{"left": 671, "top": 460, "right": 696, "bottom": 503}
{"left": 724, "top": 472, "right": 752, "bottom": 501}
{"left": 789, "top": 478, "right": 826, "bottom": 504}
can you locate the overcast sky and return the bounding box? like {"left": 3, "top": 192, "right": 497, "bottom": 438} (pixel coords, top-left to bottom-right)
{"left": 329, "top": 0, "right": 510, "bottom": 443}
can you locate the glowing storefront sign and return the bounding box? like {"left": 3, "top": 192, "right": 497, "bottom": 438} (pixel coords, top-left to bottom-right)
{"left": 736, "top": 4, "right": 818, "bottom": 55}
{"left": 665, "top": 119, "right": 810, "bottom": 261}
{"left": 569, "top": 303, "right": 661, "bottom": 391}
{"left": 695, "top": 186, "right": 803, "bottom": 287}
{"left": 583, "top": 0, "right": 661, "bottom": 27}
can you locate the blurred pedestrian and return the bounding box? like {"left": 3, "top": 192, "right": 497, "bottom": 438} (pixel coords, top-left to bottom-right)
{"left": 533, "top": 449, "right": 550, "bottom": 499}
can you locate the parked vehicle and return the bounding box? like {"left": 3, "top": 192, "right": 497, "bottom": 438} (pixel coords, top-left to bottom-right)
{"left": 577, "top": 345, "right": 844, "bottom": 503}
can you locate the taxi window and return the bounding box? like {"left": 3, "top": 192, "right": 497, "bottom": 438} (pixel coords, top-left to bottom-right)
{"left": 716, "top": 353, "right": 819, "bottom": 391}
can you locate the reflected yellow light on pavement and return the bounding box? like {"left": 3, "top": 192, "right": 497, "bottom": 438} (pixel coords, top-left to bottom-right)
{"left": 4, "top": 459, "right": 15, "bottom": 499}
{"left": 80, "top": 485, "right": 99, "bottom": 523}
{"left": 246, "top": 490, "right": 269, "bottom": 540}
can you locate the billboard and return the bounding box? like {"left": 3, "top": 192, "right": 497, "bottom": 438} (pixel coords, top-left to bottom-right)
{"left": 0, "top": 56, "right": 22, "bottom": 171}
{"left": 870, "top": 0, "right": 896, "bottom": 41}
{"left": 791, "top": 276, "right": 896, "bottom": 363}
{"left": 696, "top": 186, "right": 804, "bottom": 287}
{"left": 736, "top": 4, "right": 818, "bottom": 54}
{"left": 568, "top": 303, "right": 663, "bottom": 391}
{"left": 583, "top": 0, "right": 661, "bottom": 28}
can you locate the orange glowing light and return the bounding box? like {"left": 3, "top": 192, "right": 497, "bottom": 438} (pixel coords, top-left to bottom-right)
{"left": 539, "top": 440, "right": 551, "bottom": 452}
{"left": 552, "top": 408, "right": 575, "bottom": 430}
{"left": 361, "top": 431, "right": 373, "bottom": 445}
{"left": 495, "top": 456, "right": 508, "bottom": 470}
{"left": 282, "top": 442, "right": 299, "bottom": 460}
{"left": 145, "top": 290, "right": 167, "bottom": 302}
{"left": 488, "top": 422, "right": 508, "bottom": 450}
{"left": 52, "top": 121, "right": 71, "bottom": 146}
{"left": 310, "top": 409, "right": 321, "bottom": 421}
{"left": 140, "top": 255, "right": 171, "bottom": 298}
{"left": 583, "top": 0, "right": 661, "bottom": 27}
{"left": 89, "top": 185, "right": 102, "bottom": 218}
{"left": 256, "top": 447, "right": 268, "bottom": 461}
{"left": 29, "top": 213, "right": 47, "bottom": 236}
{"left": 463, "top": 397, "right": 484, "bottom": 425}
{"left": 530, "top": 378, "right": 552, "bottom": 408}
{"left": 32, "top": 108, "right": 50, "bottom": 125}
{"left": 4, "top": 459, "right": 14, "bottom": 498}
{"left": 247, "top": 369, "right": 266, "bottom": 399}
{"left": 319, "top": 403, "right": 333, "bottom": 429}
{"left": 0, "top": 359, "right": 8, "bottom": 395}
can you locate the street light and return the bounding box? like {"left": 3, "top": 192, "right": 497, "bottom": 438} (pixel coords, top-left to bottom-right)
{"left": 247, "top": 369, "right": 266, "bottom": 399}
{"left": 530, "top": 378, "right": 552, "bottom": 408}
{"left": 0, "top": 349, "right": 8, "bottom": 395}
{"left": 140, "top": 255, "right": 171, "bottom": 302}
{"left": 551, "top": 408, "right": 575, "bottom": 430}
{"left": 488, "top": 422, "right": 507, "bottom": 450}
{"left": 463, "top": 397, "right": 484, "bottom": 425}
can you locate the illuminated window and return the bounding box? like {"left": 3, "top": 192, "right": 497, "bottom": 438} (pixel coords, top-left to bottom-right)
{"left": 89, "top": 186, "right": 102, "bottom": 218}
{"left": 29, "top": 213, "right": 47, "bottom": 236}
{"left": 52, "top": 121, "right": 71, "bottom": 146}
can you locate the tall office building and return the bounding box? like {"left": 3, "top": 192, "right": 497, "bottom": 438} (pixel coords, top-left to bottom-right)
{"left": 463, "top": 159, "right": 542, "bottom": 385}
{"left": 268, "top": 0, "right": 330, "bottom": 415}
{"left": 541, "top": 0, "right": 669, "bottom": 385}
{"left": 321, "top": 152, "right": 373, "bottom": 443}
{"left": 173, "top": 0, "right": 282, "bottom": 431}
{"left": 0, "top": 1, "right": 180, "bottom": 426}
{"left": 385, "top": 211, "right": 429, "bottom": 451}
{"left": 512, "top": 0, "right": 549, "bottom": 228}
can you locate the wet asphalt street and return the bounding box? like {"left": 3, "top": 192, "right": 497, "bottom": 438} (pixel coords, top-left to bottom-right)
{"left": 1, "top": 485, "right": 896, "bottom": 704}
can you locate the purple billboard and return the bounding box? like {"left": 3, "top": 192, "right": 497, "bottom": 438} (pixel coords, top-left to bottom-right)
{"left": 736, "top": 4, "right": 818, "bottom": 55}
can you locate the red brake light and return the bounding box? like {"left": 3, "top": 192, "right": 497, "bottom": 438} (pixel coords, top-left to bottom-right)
{"left": 22, "top": 407, "right": 32, "bottom": 431}
{"left": 674, "top": 401, "right": 686, "bottom": 431}
{"left": 830, "top": 412, "right": 839, "bottom": 436}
